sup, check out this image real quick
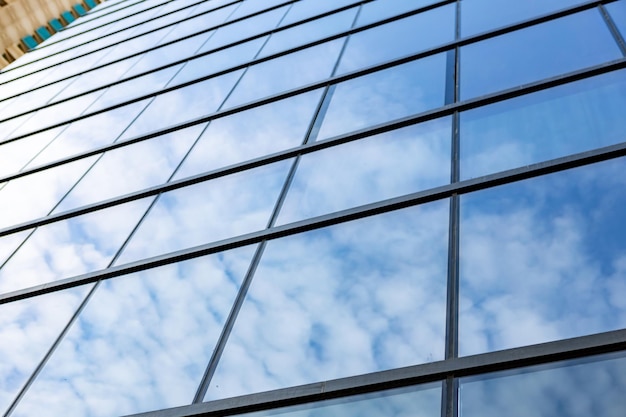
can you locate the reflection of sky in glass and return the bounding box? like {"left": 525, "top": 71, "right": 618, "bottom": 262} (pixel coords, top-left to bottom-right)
{"left": 461, "top": 10, "right": 622, "bottom": 99}
{"left": 222, "top": 39, "right": 343, "bottom": 109}
{"left": 0, "top": 286, "right": 90, "bottom": 415}
{"left": 316, "top": 53, "right": 448, "bottom": 141}
{"left": 336, "top": 4, "right": 454, "bottom": 74}
{"left": 460, "top": 352, "right": 626, "bottom": 417}
{"left": 461, "top": 0, "right": 588, "bottom": 37}
{"left": 12, "top": 246, "right": 256, "bottom": 417}
{"left": 0, "top": 198, "right": 153, "bottom": 294}
{"left": 174, "top": 89, "right": 323, "bottom": 180}
{"left": 52, "top": 124, "right": 204, "bottom": 213}
{"left": 242, "top": 383, "right": 442, "bottom": 417}
{"left": 461, "top": 69, "right": 626, "bottom": 179}
{"left": 460, "top": 157, "right": 626, "bottom": 356}
{"left": 356, "top": 0, "right": 442, "bottom": 26}
{"left": 277, "top": 117, "right": 451, "bottom": 225}
{"left": 116, "top": 160, "right": 292, "bottom": 265}
{"left": 24, "top": 100, "right": 151, "bottom": 168}
{"left": 207, "top": 201, "right": 448, "bottom": 400}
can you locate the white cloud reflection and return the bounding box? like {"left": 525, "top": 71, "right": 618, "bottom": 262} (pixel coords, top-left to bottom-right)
{"left": 206, "top": 201, "right": 449, "bottom": 400}
{"left": 11, "top": 246, "right": 256, "bottom": 417}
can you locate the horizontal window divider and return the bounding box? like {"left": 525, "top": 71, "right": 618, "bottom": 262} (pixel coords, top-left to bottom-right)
{"left": 3, "top": 55, "right": 624, "bottom": 182}
{"left": 1, "top": 137, "right": 626, "bottom": 305}
{"left": 111, "top": 330, "right": 626, "bottom": 417}
{"left": 0, "top": 0, "right": 607, "bottom": 102}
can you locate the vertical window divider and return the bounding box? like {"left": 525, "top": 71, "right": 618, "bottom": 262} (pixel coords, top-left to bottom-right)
{"left": 599, "top": 3, "right": 626, "bottom": 56}
{"left": 443, "top": 2, "right": 461, "bottom": 417}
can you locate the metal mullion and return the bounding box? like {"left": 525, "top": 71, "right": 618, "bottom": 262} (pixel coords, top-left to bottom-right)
{"left": 599, "top": 3, "right": 626, "bottom": 56}
{"left": 442, "top": 2, "right": 461, "bottom": 417}
{"left": 125, "top": 329, "right": 626, "bottom": 417}
{"left": 3, "top": 137, "right": 626, "bottom": 306}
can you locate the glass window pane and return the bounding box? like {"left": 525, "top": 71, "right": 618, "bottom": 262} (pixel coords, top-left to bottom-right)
{"left": 238, "top": 383, "right": 442, "bottom": 417}
{"left": 460, "top": 69, "right": 626, "bottom": 179}
{"left": 258, "top": 8, "right": 358, "bottom": 59}
{"left": 278, "top": 118, "right": 451, "bottom": 225}
{"left": 461, "top": 0, "right": 588, "bottom": 37}
{"left": 337, "top": 4, "right": 455, "bottom": 74}
{"left": 461, "top": 10, "right": 622, "bottom": 99}
{"left": 316, "top": 53, "right": 448, "bottom": 141}
{"left": 0, "top": 156, "right": 96, "bottom": 230}
{"left": 25, "top": 100, "right": 151, "bottom": 168}
{"left": 0, "top": 127, "right": 63, "bottom": 178}
{"left": 174, "top": 89, "right": 324, "bottom": 180}
{"left": 460, "top": 158, "right": 626, "bottom": 356}
{"left": 0, "top": 198, "right": 153, "bottom": 294}
{"left": 11, "top": 246, "right": 256, "bottom": 417}
{"left": 279, "top": 0, "right": 357, "bottom": 27}
{"left": 118, "top": 70, "right": 244, "bottom": 140}
{"left": 115, "top": 160, "right": 292, "bottom": 265}
{"left": 223, "top": 39, "right": 344, "bottom": 108}
{"left": 53, "top": 124, "right": 204, "bottom": 213}
{"left": 206, "top": 202, "right": 449, "bottom": 400}
{"left": 168, "top": 37, "right": 266, "bottom": 86}
{"left": 460, "top": 352, "right": 626, "bottom": 417}
{"left": 356, "top": 0, "right": 442, "bottom": 26}
{"left": 0, "top": 286, "right": 91, "bottom": 415}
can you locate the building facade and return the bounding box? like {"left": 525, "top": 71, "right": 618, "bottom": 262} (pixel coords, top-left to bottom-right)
{"left": 0, "top": 0, "right": 625, "bottom": 416}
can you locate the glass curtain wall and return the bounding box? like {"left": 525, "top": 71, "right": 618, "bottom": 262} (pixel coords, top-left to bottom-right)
{"left": 0, "top": 0, "right": 625, "bottom": 416}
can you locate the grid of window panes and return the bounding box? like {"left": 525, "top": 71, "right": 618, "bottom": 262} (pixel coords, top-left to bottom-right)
{"left": 0, "top": 0, "right": 625, "bottom": 416}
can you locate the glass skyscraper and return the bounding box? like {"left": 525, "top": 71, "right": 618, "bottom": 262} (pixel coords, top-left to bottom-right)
{"left": 0, "top": 0, "right": 625, "bottom": 416}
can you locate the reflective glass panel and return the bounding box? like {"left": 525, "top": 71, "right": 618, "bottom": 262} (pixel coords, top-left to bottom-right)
{"left": 238, "top": 383, "right": 442, "bottom": 417}
{"left": 174, "top": 89, "right": 324, "bottom": 180}
{"left": 0, "top": 198, "right": 153, "bottom": 294}
{"left": 278, "top": 0, "right": 358, "bottom": 27}
{"left": 461, "top": 10, "right": 622, "bottom": 99}
{"left": 356, "top": 0, "right": 442, "bottom": 26}
{"left": 460, "top": 352, "right": 626, "bottom": 417}
{"left": 12, "top": 246, "right": 256, "bottom": 417}
{"left": 258, "top": 8, "right": 358, "bottom": 59}
{"left": 460, "top": 157, "right": 626, "bottom": 356}
{"left": 0, "top": 156, "right": 96, "bottom": 230}
{"left": 461, "top": 0, "right": 587, "bottom": 37}
{"left": 0, "top": 286, "right": 90, "bottom": 415}
{"left": 25, "top": 100, "right": 151, "bottom": 168}
{"left": 223, "top": 39, "right": 343, "bottom": 108}
{"left": 53, "top": 124, "right": 204, "bottom": 213}
{"left": 460, "top": 69, "right": 626, "bottom": 179}
{"left": 337, "top": 4, "right": 455, "bottom": 74}
{"left": 207, "top": 201, "right": 449, "bottom": 400}
{"left": 115, "top": 160, "right": 292, "bottom": 265}
{"left": 278, "top": 118, "right": 451, "bottom": 225}
{"left": 316, "top": 53, "right": 448, "bottom": 141}
{"left": 0, "top": 128, "right": 63, "bottom": 178}
{"left": 118, "top": 70, "right": 244, "bottom": 140}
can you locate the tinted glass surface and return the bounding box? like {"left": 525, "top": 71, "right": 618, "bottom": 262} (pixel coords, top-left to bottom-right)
{"left": 207, "top": 201, "right": 449, "bottom": 400}
{"left": 461, "top": 10, "right": 622, "bottom": 99}
{"left": 460, "top": 158, "right": 626, "bottom": 355}
{"left": 460, "top": 69, "right": 626, "bottom": 179}
{"left": 460, "top": 352, "right": 626, "bottom": 417}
